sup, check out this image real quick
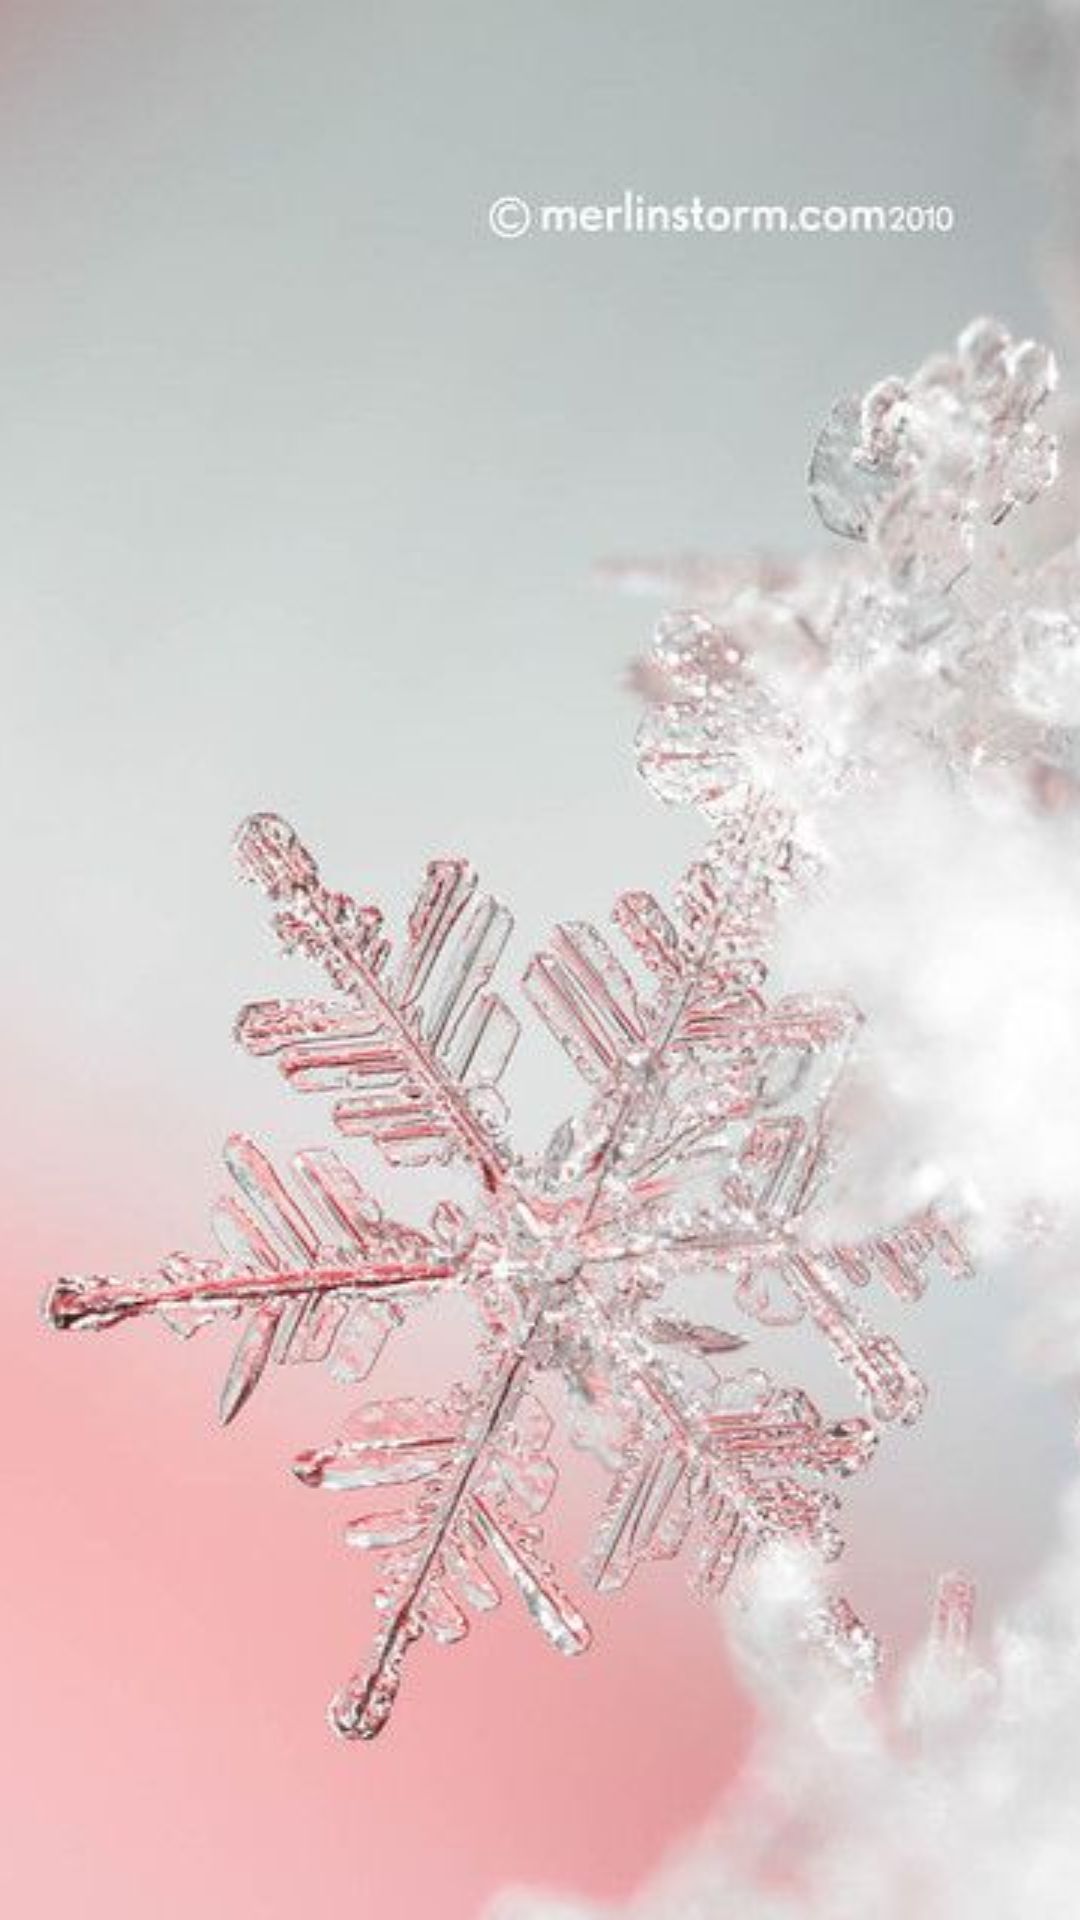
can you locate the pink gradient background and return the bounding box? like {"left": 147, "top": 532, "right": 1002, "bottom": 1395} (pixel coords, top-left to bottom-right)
{"left": 3, "top": 1, "right": 1077, "bottom": 1914}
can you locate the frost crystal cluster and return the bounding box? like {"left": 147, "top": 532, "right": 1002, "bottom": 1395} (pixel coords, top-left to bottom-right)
{"left": 496, "top": 1533, "right": 1080, "bottom": 1920}
{"left": 632, "top": 318, "right": 1075, "bottom": 824}
{"left": 624, "top": 314, "right": 1080, "bottom": 1256}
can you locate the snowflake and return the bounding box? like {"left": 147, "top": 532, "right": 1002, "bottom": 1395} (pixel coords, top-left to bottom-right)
{"left": 46, "top": 792, "right": 970, "bottom": 1740}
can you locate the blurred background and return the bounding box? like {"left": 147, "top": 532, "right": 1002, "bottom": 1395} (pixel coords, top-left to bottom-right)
{"left": 1, "top": 2, "right": 1072, "bottom": 1915}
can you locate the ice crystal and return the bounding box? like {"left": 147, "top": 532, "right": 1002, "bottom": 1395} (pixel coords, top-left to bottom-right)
{"left": 45, "top": 797, "right": 970, "bottom": 1739}
{"left": 618, "top": 316, "right": 1080, "bottom": 1257}
{"left": 629, "top": 320, "right": 1080, "bottom": 825}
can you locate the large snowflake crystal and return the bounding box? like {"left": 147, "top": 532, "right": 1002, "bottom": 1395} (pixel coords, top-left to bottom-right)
{"left": 46, "top": 798, "right": 969, "bottom": 1739}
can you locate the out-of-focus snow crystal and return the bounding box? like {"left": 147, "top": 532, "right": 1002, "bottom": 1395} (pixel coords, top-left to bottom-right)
{"left": 625, "top": 317, "right": 1080, "bottom": 1256}
{"left": 45, "top": 794, "right": 970, "bottom": 1738}
{"left": 631, "top": 321, "right": 1080, "bottom": 823}
{"left": 495, "top": 1510, "right": 1080, "bottom": 1920}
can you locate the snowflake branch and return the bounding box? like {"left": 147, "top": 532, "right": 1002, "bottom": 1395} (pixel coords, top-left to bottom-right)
{"left": 236, "top": 816, "right": 515, "bottom": 1189}
{"left": 45, "top": 1258, "right": 458, "bottom": 1334}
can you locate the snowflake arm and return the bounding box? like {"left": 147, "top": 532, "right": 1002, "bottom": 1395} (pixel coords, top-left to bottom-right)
{"left": 296, "top": 1357, "right": 590, "bottom": 1740}
{"left": 46, "top": 1134, "right": 459, "bottom": 1424}
{"left": 234, "top": 814, "right": 518, "bottom": 1188}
